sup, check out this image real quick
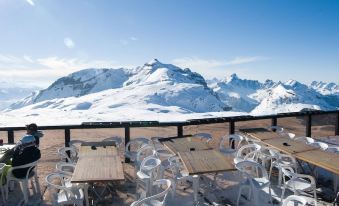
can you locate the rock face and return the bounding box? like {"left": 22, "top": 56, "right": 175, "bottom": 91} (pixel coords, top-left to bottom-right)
{"left": 8, "top": 59, "right": 229, "bottom": 113}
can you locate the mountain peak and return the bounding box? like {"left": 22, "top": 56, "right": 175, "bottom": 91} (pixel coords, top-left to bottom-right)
{"left": 145, "top": 58, "right": 161, "bottom": 66}
{"left": 224, "top": 73, "right": 239, "bottom": 83}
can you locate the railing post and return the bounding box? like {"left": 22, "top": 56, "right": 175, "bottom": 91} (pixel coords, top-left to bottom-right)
{"left": 65, "top": 129, "right": 71, "bottom": 147}
{"left": 271, "top": 117, "right": 277, "bottom": 131}
{"left": 306, "top": 114, "right": 312, "bottom": 137}
{"left": 177, "top": 125, "right": 183, "bottom": 137}
{"left": 229, "top": 120, "right": 235, "bottom": 135}
{"left": 229, "top": 120, "right": 235, "bottom": 149}
{"left": 65, "top": 129, "right": 71, "bottom": 162}
{"left": 335, "top": 111, "right": 339, "bottom": 136}
{"left": 125, "top": 126, "right": 130, "bottom": 163}
{"left": 8, "top": 130, "right": 14, "bottom": 144}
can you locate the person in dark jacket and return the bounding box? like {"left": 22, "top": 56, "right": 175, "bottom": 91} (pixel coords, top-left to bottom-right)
{"left": 25, "top": 123, "right": 43, "bottom": 147}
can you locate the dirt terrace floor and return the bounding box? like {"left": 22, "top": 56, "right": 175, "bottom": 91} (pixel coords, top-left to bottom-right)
{"left": 0, "top": 115, "right": 337, "bottom": 206}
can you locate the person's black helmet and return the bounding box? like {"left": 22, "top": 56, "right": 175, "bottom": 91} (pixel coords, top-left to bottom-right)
{"left": 26, "top": 123, "right": 38, "bottom": 132}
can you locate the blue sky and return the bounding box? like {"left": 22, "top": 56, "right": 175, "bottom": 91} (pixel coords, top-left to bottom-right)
{"left": 0, "top": 0, "right": 338, "bottom": 87}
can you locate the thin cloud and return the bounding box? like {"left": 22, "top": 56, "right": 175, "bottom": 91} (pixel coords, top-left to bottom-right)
{"left": 226, "top": 56, "right": 268, "bottom": 65}
{"left": 172, "top": 56, "right": 268, "bottom": 79}
{"left": 130, "top": 36, "right": 138, "bottom": 41}
{"left": 64, "top": 37, "right": 75, "bottom": 49}
{"left": 25, "top": 0, "right": 35, "bottom": 6}
{"left": 0, "top": 54, "right": 130, "bottom": 87}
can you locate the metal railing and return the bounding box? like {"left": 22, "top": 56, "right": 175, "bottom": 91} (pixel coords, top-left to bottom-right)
{"left": 1, "top": 110, "right": 338, "bottom": 148}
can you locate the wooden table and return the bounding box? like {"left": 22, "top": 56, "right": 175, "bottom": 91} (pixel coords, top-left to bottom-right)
{"left": 240, "top": 128, "right": 281, "bottom": 141}
{"left": 178, "top": 150, "right": 236, "bottom": 203}
{"left": 263, "top": 138, "right": 317, "bottom": 154}
{"left": 295, "top": 150, "right": 339, "bottom": 175}
{"left": 178, "top": 150, "right": 236, "bottom": 175}
{"left": 71, "top": 143, "right": 124, "bottom": 183}
{"left": 159, "top": 136, "right": 212, "bottom": 154}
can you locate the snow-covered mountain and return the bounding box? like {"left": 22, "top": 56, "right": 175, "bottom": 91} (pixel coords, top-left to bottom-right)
{"left": 0, "top": 82, "right": 40, "bottom": 110}
{"left": 211, "top": 75, "right": 338, "bottom": 114}
{"left": 310, "top": 81, "right": 339, "bottom": 95}
{"left": 1, "top": 59, "right": 337, "bottom": 126}
{"left": 7, "top": 59, "right": 229, "bottom": 114}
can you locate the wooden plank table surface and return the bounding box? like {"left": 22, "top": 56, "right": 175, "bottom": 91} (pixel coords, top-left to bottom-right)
{"left": 263, "top": 138, "right": 317, "bottom": 154}
{"left": 71, "top": 143, "right": 124, "bottom": 183}
{"left": 159, "top": 136, "right": 212, "bottom": 154}
{"left": 295, "top": 150, "right": 339, "bottom": 175}
{"left": 240, "top": 128, "right": 281, "bottom": 141}
{"left": 178, "top": 150, "right": 236, "bottom": 175}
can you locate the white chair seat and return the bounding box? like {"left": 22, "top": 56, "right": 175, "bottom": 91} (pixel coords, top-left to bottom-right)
{"left": 286, "top": 178, "right": 313, "bottom": 191}
{"left": 252, "top": 177, "right": 270, "bottom": 188}
{"left": 131, "top": 199, "right": 163, "bottom": 206}
{"left": 137, "top": 171, "right": 151, "bottom": 179}
{"left": 57, "top": 187, "right": 84, "bottom": 204}
{"left": 125, "top": 151, "right": 138, "bottom": 161}
{"left": 220, "top": 148, "right": 236, "bottom": 156}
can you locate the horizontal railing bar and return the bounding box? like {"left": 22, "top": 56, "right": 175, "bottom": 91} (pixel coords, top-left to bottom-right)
{"left": 0, "top": 110, "right": 338, "bottom": 131}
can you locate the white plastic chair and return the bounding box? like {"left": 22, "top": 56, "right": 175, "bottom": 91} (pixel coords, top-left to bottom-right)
{"left": 234, "top": 144, "right": 261, "bottom": 165}
{"left": 125, "top": 137, "right": 151, "bottom": 162}
{"left": 46, "top": 172, "right": 84, "bottom": 206}
{"left": 135, "top": 145, "right": 156, "bottom": 172}
{"left": 131, "top": 179, "right": 171, "bottom": 206}
{"left": 167, "top": 156, "right": 197, "bottom": 197}
{"left": 282, "top": 195, "right": 307, "bottom": 206}
{"left": 310, "top": 142, "right": 328, "bottom": 150}
{"left": 294, "top": 137, "right": 315, "bottom": 144}
{"left": 136, "top": 156, "right": 162, "bottom": 197}
{"left": 235, "top": 160, "right": 273, "bottom": 206}
{"left": 268, "top": 126, "right": 284, "bottom": 133}
{"left": 6, "top": 161, "right": 41, "bottom": 204}
{"left": 102, "top": 136, "right": 123, "bottom": 148}
{"left": 268, "top": 149, "right": 297, "bottom": 186}
{"left": 55, "top": 162, "right": 76, "bottom": 188}
{"left": 219, "top": 134, "right": 246, "bottom": 156}
{"left": 58, "top": 146, "right": 78, "bottom": 164}
{"left": 0, "top": 163, "right": 6, "bottom": 203}
{"left": 281, "top": 167, "right": 317, "bottom": 206}
{"left": 326, "top": 146, "right": 339, "bottom": 154}
{"left": 192, "top": 133, "right": 212, "bottom": 143}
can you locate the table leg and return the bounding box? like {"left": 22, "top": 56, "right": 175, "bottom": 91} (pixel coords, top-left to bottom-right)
{"left": 193, "top": 175, "right": 199, "bottom": 203}
{"left": 84, "top": 183, "right": 89, "bottom": 206}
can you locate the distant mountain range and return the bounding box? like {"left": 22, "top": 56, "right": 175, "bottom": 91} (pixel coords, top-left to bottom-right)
{"left": 0, "top": 59, "right": 337, "bottom": 125}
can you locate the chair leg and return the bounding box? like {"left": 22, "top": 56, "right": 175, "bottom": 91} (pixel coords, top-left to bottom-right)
{"left": 192, "top": 175, "right": 199, "bottom": 203}
{"left": 278, "top": 168, "right": 282, "bottom": 186}
{"left": 171, "top": 180, "right": 176, "bottom": 198}
{"left": 1, "top": 186, "right": 5, "bottom": 204}
{"left": 236, "top": 186, "right": 243, "bottom": 206}
{"left": 268, "top": 185, "right": 273, "bottom": 206}
{"left": 280, "top": 186, "right": 286, "bottom": 203}
{"left": 314, "top": 188, "right": 317, "bottom": 206}
{"left": 35, "top": 174, "right": 42, "bottom": 198}
{"left": 22, "top": 181, "right": 29, "bottom": 204}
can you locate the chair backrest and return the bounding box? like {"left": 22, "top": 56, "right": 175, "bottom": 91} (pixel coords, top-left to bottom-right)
{"left": 235, "top": 160, "right": 269, "bottom": 183}
{"left": 136, "top": 145, "right": 156, "bottom": 168}
{"left": 125, "top": 137, "right": 150, "bottom": 152}
{"left": 102, "top": 136, "right": 123, "bottom": 147}
{"left": 310, "top": 142, "right": 328, "bottom": 150}
{"left": 219, "top": 134, "right": 245, "bottom": 151}
{"left": 45, "top": 172, "right": 78, "bottom": 202}
{"left": 326, "top": 146, "right": 339, "bottom": 154}
{"left": 295, "top": 137, "right": 314, "bottom": 144}
{"left": 58, "top": 146, "right": 78, "bottom": 164}
{"left": 192, "top": 133, "right": 212, "bottom": 143}
{"left": 139, "top": 156, "right": 161, "bottom": 178}
{"left": 282, "top": 195, "right": 307, "bottom": 206}
{"left": 236, "top": 144, "right": 261, "bottom": 161}
{"left": 10, "top": 160, "right": 39, "bottom": 180}
{"left": 132, "top": 179, "right": 171, "bottom": 206}
{"left": 268, "top": 125, "right": 284, "bottom": 133}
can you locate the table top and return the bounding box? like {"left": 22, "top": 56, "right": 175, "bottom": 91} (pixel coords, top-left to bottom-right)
{"left": 160, "top": 136, "right": 212, "bottom": 154}
{"left": 71, "top": 142, "right": 124, "bottom": 183}
{"left": 295, "top": 149, "right": 339, "bottom": 175}
{"left": 263, "top": 138, "right": 317, "bottom": 154}
{"left": 240, "top": 128, "right": 281, "bottom": 141}
{"left": 178, "top": 150, "right": 236, "bottom": 175}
